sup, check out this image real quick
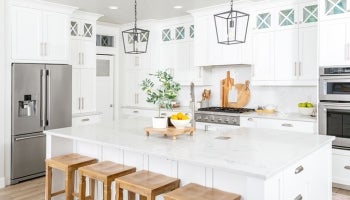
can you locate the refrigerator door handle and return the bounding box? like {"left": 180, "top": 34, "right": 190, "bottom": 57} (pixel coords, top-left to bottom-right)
{"left": 15, "top": 134, "right": 45, "bottom": 141}
{"left": 41, "top": 69, "right": 46, "bottom": 127}
{"left": 46, "top": 69, "right": 51, "bottom": 126}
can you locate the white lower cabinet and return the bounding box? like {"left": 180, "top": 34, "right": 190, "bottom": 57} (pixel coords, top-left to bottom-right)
{"left": 240, "top": 117, "right": 315, "bottom": 133}
{"left": 72, "top": 114, "right": 101, "bottom": 126}
{"left": 333, "top": 149, "right": 350, "bottom": 186}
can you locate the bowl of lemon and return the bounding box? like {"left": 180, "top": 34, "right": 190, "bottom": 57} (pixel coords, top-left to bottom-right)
{"left": 298, "top": 102, "right": 314, "bottom": 116}
{"left": 170, "top": 112, "right": 191, "bottom": 129}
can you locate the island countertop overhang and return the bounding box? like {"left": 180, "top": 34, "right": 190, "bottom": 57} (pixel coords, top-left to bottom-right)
{"left": 44, "top": 119, "right": 334, "bottom": 180}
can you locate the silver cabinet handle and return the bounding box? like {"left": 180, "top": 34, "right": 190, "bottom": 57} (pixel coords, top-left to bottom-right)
{"left": 44, "top": 43, "right": 47, "bottom": 56}
{"left": 295, "top": 194, "right": 303, "bottom": 200}
{"left": 251, "top": 65, "right": 255, "bottom": 77}
{"left": 282, "top": 123, "right": 293, "bottom": 127}
{"left": 294, "top": 62, "right": 297, "bottom": 76}
{"left": 299, "top": 62, "right": 301, "bottom": 76}
{"left": 295, "top": 165, "right": 304, "bottom": 174}
{"left": 78, "top": 53, "right": 81, "bottom": 64}
{"left": 344, "top": 166, "right": 350, "bottom": 170}
{"left": 82, "top": 97, "right": 84, "bottom": 110}
{"left": 46, "top": 69, "right": 50, "bottom": 126}
{"left": 40, "top": 42, "right": 44, "bottom": 57}
{"left": 248, "top": 118, "right": 254, "bottom": 121}
{"left": 133, "top": 110, "right": 139, "bottom": 113}
{"left": 81, "top": 118, "right": 90, "bottom": 122}
{"left": 15, "top": 134, "right": 45, "bottom": 141}
{"left": 41, "top": 69, "right": 47, "bottom": 127}
{"left": 82, "top": 53, "right": 85, "bottom": 65}
{"left": 78, "top": 97, "right": 81, "bottom": 110}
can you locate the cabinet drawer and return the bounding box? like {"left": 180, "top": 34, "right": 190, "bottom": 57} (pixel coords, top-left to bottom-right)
{"left": 72, "top": 115, "right": 101, "bottom": 126}
{"left": 333, "top": 152, "right": 350, "bottom": 185}
{"left": 258, "top": 119, "right": 315, "bottom": 133}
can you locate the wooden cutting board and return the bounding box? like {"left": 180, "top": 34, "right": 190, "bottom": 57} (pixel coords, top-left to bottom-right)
{"left": 220, "top": 71, "right": 250, "bottom": 108}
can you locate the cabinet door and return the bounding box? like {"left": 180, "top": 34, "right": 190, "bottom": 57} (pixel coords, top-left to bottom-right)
{"left": 319, "top": 19, "right": 349, "bottom": 66}
{"left": 72, "top": 69, "right": 81, "bottom": 114}
{"left": 320, "top": 0, "right": 349, "bottom": 19}
{"left": 80, "top": 69, "right": 96, "bottom": 112}
{"left": 70, "top": 39, "right": 82, "bottom": 68}
{"left": 252, "top": 32, "right": 274, "bottom": 81}
{"left": 207, "top": 16, "right": 224, "bottom": 65}
{"left": 240, "top": 117, "right": 258, "bottom": 128}
{"left": 81, "top": 40, "right": 96, "bottom": 69}
{"left": 11, "top": 6, "right": 42, "bottom": 61}
{"left": 274, "top": 28, "right": 299, "bottom": 81}
{"left": 173, "top": 42, "right": 191, "bottom": 84}
{"left": 299, "top": 26, "right": 318, "bottom": 81}
{"left": 43, "top": 11, "right": 69, "bottom": 62}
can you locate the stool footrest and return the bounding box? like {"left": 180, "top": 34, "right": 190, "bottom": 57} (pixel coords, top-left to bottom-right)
{"left": 51, "top": 190, "right": 65, "bottom": 197}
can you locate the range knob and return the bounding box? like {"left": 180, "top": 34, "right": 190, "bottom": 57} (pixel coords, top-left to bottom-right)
{"left": 224, "top": 118, "right": 230, "bottom": 123}
{"left": 217, "top": 118, "right": 222, "bottom": 122}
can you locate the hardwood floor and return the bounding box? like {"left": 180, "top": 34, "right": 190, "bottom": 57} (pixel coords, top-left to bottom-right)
{"left": 0, "top": 177, "right": 349, "bottom": 200}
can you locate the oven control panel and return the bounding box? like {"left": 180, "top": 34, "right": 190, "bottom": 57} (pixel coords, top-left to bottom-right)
{"left": 194, "top": 113, "right": 240, "bottom": 126}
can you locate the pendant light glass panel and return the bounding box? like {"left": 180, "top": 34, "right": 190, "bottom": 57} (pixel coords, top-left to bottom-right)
{"left": 214, "top": 10, "right": 249, "bottom": 45}
{"left": 122, "top": 28, "right": 149, "bottom": 54}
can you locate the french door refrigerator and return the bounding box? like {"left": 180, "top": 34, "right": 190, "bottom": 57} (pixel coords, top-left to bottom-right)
{"left": 11, "top": 63, "right": 72, "bottom": 184}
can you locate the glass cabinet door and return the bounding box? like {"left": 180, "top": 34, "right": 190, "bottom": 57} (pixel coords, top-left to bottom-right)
{"left": 325, "top": 0, "right": 347, "bottom": 15}
{"left": 256, "top": 12, "right": 271, "bottom": 29}
{"left": 70, "top": 21, "right": 78, "bottom": 37}
{"left": 83, "top": 23, "right": 93, "bottom": 38}
{"left": 303, "top": 4, "right": 318, "bottom": 23}
{"left": 279, "top": 8, "right": 296, "bottom": 26}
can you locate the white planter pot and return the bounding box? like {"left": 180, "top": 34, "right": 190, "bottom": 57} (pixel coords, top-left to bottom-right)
{"left": 152, "top": 117, "right": 168, "bottom": 129}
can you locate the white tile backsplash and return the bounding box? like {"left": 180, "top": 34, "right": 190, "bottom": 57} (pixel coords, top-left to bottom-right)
{"left": 176, "top": 66, "right": 317, "bottom": 113}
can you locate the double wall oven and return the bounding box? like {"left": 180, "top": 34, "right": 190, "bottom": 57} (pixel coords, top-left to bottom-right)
{"left": 319, "top": 67, "right": 350, "bottom": 150}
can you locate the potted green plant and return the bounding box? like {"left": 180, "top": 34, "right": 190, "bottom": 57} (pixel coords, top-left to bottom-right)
{"left": 141, "top": 70, "right": 181, "bottom": 128}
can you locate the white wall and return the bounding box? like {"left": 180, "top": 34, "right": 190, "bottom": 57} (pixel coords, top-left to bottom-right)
{"left": 176, "top": 66, "right": 317, "bottom": 113}
{"left": 0, "top": 0, "right": 6, "bottom": 189}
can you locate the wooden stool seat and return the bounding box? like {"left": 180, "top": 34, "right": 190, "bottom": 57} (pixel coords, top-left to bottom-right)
{"left": 163, "top": 183, "right": 241, "bottom": 200}
{"left": 78, "top": 161, "right": 136, "bottom": 200}
{"left": 115, "top": 170, "right": 180, "bottom": 200}
{"left": 45, "top": 153, "right": 98, "bottom": 200}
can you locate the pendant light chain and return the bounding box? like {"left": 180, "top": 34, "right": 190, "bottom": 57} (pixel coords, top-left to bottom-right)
{"left": 134, "top": 0, "right": 137, "bottom": 29}
{"left": 230, "top": 0, "right": 233, "bottom": 12}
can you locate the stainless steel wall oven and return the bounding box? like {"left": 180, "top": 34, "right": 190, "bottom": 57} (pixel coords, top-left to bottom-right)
{"left": 319, "top": 67, "right": 350, "bottom": 150}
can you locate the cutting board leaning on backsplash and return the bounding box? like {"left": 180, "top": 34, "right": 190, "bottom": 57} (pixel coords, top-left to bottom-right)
{"left": 220, "top": 71, "right": 250, "bottom": 108}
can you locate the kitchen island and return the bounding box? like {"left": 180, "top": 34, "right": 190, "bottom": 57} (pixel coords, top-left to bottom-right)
{"left": 45, "top": 119, "right": 334, "bottom": 200}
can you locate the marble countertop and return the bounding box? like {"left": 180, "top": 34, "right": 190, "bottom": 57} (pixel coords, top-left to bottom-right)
{"left": 72, "top": 111, "right": 103, "bottom": 118}
{"left": 240, "top": 112, "right": 317, "bottom": 122}
{"left": 45, "top": 118, "right": 333, "bottom": 179}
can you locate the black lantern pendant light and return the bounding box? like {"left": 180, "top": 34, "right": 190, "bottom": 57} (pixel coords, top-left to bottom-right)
{"left": 122, "top": 0, "right": 150, "bottom": 54}
{"left": 214, "top": 0, "right": 249, "bottom": 45}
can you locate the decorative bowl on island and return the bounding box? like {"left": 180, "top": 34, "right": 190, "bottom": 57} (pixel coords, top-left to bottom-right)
{"left": 298, "top": 108, "right": 314, "bottom": 116}
{"left": 170, "top": 119, "right": 191, "bottom": 129}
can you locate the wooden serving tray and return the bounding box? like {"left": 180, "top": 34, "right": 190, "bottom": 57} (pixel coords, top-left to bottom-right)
{"left": 256, "top": 109, "right": 276, "bottom": 114}
{"left": 144, "top": 127, "right": 195, "bottom": 140}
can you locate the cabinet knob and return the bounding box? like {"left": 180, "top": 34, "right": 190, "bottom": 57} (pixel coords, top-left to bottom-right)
{"left": 110, "top": 104, "right": 113, "bottom": 107}
{"left": 282, "top": 123, "right": 293, "bottom": 127}
{"left": 81, "top": 118, "right": 90, "bottom": 122}
{"left": 247, "top": 118, "right": 254, "bottom": 121}
{"left": 295, "top": 194, "right": 303, "bottom": 200}
{"left": 133, "top": 110, "right": 139, "bottom": 113}
{"left": 344, "top": 166, "right": 350, "bottom": 170}
{"left": 294, "top": 165, "right": 304, "bottom": 174}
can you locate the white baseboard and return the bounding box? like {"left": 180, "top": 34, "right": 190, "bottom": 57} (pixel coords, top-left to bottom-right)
{"left": 0, "top": 177, "right": 5, "bottom": 188}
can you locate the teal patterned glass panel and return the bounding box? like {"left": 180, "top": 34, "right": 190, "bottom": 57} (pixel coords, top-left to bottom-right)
{"left": 190, "top": 25, "right": 194, "bottom": 38}
{"left": 175, "top": 27, "right": 185, "bottom": 40}
{"left": 256, "top": 13, "right": 271, "bottom": 29}
{"left": 162, "top": 29, "right": 171, "bottom": 41}
{"left": 303, "top": 5, "right": 318, "bottom": 23}
{"left": 279, "top": 9, "right": 295, "bottom": 26}
{"left": 140, "top": 32, "right": 149, "bottom": 42}
{"left": 325, "top": 0, "right": 346, "bottom": 15}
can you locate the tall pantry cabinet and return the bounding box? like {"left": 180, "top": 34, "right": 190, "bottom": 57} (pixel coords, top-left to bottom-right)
{"left": 70, "top": 11, "right": 102, "bottom": 114}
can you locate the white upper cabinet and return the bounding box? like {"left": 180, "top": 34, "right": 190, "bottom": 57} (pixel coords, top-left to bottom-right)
{"left": 193, "top": 16, "right": 208, "bottom": 67}
{"left": 319, "top": 18, "right": 350, "bottom": 66}
{"left": 70, "top": 19, "right": 95, "bottom": 41}
{"left": 252, "top": 1, "right": 318, "bottom": 86}
{"left": 10, "top": 1, "right": 76, "bottom": 63}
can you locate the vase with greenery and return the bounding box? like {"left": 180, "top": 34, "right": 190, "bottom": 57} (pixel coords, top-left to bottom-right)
{"left": 141, "top": 70, "right": 181, "bottom": 128}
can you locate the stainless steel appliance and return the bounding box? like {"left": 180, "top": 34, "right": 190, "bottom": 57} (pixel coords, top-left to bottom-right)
{"left": 319, "top": 66, "right": 350, "bottom": 150}
{"left": 319, "top": 66, "right": 350, "bottom": 102}
{"left": 11, "top": 63, "right": 72, "bottom": 184}
{"left": 195, "top": 107, "right": 254, "bottom": 131}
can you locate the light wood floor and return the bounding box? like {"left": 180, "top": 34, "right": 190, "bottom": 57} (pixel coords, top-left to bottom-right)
{"left": 0, "top": 177, "right": 349, "bottom": 200}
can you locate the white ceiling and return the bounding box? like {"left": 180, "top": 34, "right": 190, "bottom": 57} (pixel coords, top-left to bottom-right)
{"left": 43, "top": 0, "right": 241, "bottom": 24}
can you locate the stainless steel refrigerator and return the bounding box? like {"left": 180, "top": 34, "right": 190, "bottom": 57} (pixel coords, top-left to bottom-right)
{"left": 11, "top": 63, "right": 72, "bottom": 184}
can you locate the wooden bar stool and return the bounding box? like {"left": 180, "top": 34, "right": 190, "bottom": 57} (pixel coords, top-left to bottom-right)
{"left": 115, "top": 170, "right": 180, "bottom": 200}
{"left": 45, "top": 153, "right": 98, "bottom": 200}
{"left": 78, "top": 161, "right": 136, "bottom": 200}
{"left": 163, "top": 183, "right": 241, "bottom": 200}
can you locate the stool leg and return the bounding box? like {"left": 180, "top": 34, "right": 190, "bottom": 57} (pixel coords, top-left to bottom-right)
{"left": 140, "top": 195, "right": 147, "bottom": 200}
{"left": 127, "top": 191, "right": 135, "bottom": 200}
{"left": 116, "top": 182, "right": 123, "bottom": 200}
{"left": 79, "top": 173, "right": 86, "bottom": 200}
{"left": 45, "top": 164, "right": 52, "bottom": 200}
{"left": 148, "top": 195, "right": 155, "bottom": 200}
{"left": 66, "top": 169, "right": 75, "bottom": 200}
{"left": 103, "top": 181, "right": 111, "bottom": 200}
{"left": 89, "top": 178, "right": 95, "bottom": 200}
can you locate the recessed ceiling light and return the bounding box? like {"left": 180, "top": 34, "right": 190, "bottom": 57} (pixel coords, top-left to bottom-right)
{"left": 174, "top": 5, "right": 183, "bottom": 9}
{"left": 109, "top": 6, "right": 119, "bottom": 10}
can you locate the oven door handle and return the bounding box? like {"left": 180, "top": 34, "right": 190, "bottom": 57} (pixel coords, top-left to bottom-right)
{"left": 321, "top": 77, "right": 350, "bottom": 81}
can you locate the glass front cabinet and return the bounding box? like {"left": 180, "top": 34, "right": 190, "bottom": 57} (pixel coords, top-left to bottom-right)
{"left": 70, "top": 19, "right": 95, "bottom": 40}
{"left": 320, "top": 0, "right": 350, "bottom": 19}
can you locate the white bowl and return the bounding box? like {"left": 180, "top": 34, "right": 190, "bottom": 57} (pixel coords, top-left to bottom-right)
{"left": 170, "top": 119, "right": 191, "bottom": 129}
{"left": 298, "top": 107, "right": 314, "bottom": 116}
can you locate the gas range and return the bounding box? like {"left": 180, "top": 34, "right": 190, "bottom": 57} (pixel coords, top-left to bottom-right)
{"left": 195, "top": 107, "right": 255, "bottom": 126}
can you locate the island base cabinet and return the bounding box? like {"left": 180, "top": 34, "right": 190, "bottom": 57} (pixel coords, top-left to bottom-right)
{"left": 333, "top": 149, "right": 350, "bottom": 187}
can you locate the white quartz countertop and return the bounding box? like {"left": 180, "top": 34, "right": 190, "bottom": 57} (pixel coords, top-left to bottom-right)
{"left": 45, "top": 118, "right": 333, "bottom": 179}
{"left": 240, "top": 112, "right": 317, "bottom": 122}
